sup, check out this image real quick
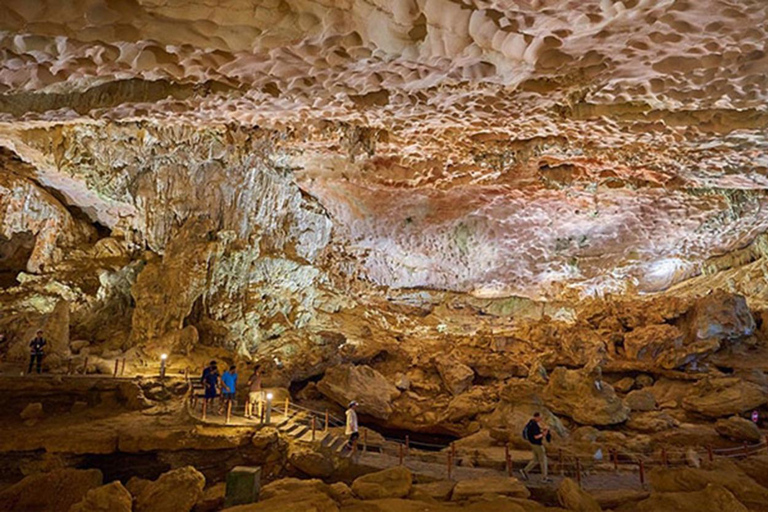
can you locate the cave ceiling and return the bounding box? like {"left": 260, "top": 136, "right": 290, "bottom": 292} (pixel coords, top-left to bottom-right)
{"left": 1, "top": 0, "right": 768, "bottom": 300}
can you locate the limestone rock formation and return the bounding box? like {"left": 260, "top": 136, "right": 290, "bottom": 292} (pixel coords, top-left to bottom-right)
{"left": 682, "top": 378, "right": 768, "bottom": 418}
{"left": 70, "top": 481, "right": 133, "bottom": 512}
{"left": 436, "top": 355, "right": 475, "bottom": 396}
{"left": 135, "top": 466, "right": 206, "bottom": 512}
{"left": 351, "top": 466, "right": 413, "bottom": 500}
{"left": 715, "top": 416, "right": 762, "bottom": 443}
{"left": 451, "top": 477, "right": 530, "bottom": 501}
{"left": 0, "top": 468, "right": 103, "bottom": 511}
{"left": 318, "top": 364, "right": 400, "bottom": 420}
{"left": 626, "top": 485, "right": 749, "bottom": 512}
{"left": 557, "top": 478, "right": 602, "bottom": 512}
{"left": 543, "top": 368, "right": 629, "bottom": 426}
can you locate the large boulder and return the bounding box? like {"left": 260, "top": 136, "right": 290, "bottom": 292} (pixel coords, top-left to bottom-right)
{"left": 715, "top": 416, "right": 762, "bottom": 443}
{"left": 70, "top": 481, "right": 132, "bottom": 512}
{"left": 0, "top": 468, "right": 103, "bottom": 511}
{"left": 623, "top": 324, "right": 688, "bottom": 369}
{"left": 625, "top": 411, "right": 680, "bottom": 433}
{"left": 689, "top": 290, "right": 756, "bottom": 344}
{"left": 543, "top": 367, "right": 629, "bottom": 426}
{"left": 317, "top": 364, "right": 400, "bottom": 420}
{"left": 625, "top": 389, "right": 656, "bottom": 412}
{"left": 557, "top": 478, "right": 601, "bottom": 512}
{"left": 288, "top": 443, "right": 336, "bottom": 478}
{"left": 135, "top": 466, "right": 205, "bottom": 512}
{"left": 682, "top": 378, "right": 768, "bottom": 418}
{"left": 451, "top": 476, "right": 530, "bottom": 501}
{"left": 435, "top": 355, "right": 475, "bottom": 396}
{"left": 626, "top": 484, "right": 748, "bottom": 512}
{"left": 648, "top": 465, "right": 768, "bottom": 510}
{"left": 351, "top": 466, "right": 412, "bottom": 500}
{"left": 228, "top": 478, "right": 338, "bottom": 512}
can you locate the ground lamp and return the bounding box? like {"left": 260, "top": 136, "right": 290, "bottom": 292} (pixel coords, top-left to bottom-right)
{"left": 160, "top": 353, "right": 168, "bottom": 379}
{"left": 265, "top": 392, "right": 273, "bottom": 424}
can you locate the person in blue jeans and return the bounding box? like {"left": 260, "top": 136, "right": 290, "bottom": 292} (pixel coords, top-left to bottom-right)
{"left": 221, "top": 365, "right": 238, "bottom": 413}
{"left": 201, "top": 361, "right": 220, "bottom": 413}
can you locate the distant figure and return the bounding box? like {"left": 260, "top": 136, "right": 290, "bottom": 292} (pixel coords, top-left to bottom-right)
{"left": 520, "top": 412, "right": 552, "bottom": 482}
{"left": 345, "top": 401, "right": 359, "bottom": 450}
{"left": 28, "top": 330, "right": 46, "bottom": 374}
{"left": 752, "top": 410, "right": 759, "bottom": 424}
{"left": 245, "top": 364, "right": 263, "bottom": 419}
{"left": 221, "top": 364, "right": 238, "bottom": 407}
{"left": 201, "top": 360, "right": 219, "bottom": 412}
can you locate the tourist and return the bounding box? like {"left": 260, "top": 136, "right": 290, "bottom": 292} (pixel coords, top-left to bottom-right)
{"left": 520, "top": 412, "right": 552, "bottom": 482}
{"left": 345, "top": 401, "right": 359, "bottom": 450}
{"left": 245, "top": 364, "right": 263, "bottom": 419}
{"left": 28, "top": 330, "right": 46, "bottom": 374}
{"left": 201, "top": 360, "right": 220, "bottom": 413}
{"left": 221, "top": 364, "right": 238, "bottom": 411}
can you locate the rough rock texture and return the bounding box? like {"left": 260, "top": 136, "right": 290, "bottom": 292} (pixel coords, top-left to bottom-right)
{"left": 682, "top": 378, "right": 768, "bottom": 418}
{"left": 351, "top": 466, "right": 413, "bottom": 500}
{"left": 543, "top": 368, "right": 629, "bottom": 426}
{"left": 648, "top": 466, "right": 768, "bottom": 511}
{"left": 135, "top": 466, "right": 206, "bottom": 512}
{"left": 451, "top": 477, "right": 530, "bottom": 501}
{"left": 0, "top": 468, "right": 103, "bottom": 512}
{"left": 557, "top": 478, "right": 602, "bottom": 512}
{"left": 318, "top": 365, "right": 401, "bottom": 420}
{"left": 70, "top": 481, "right": 133, "bottom": 512}
{"left": 715, "top": 416, "right": 762, "bottom": 443}
{"left": 624, "top": 485, "right": 749, "bottom": 512}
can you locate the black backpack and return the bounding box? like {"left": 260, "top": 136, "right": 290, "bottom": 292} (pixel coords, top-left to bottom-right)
{"left": 522, "top": 420, "right": 533, "bottom": 442}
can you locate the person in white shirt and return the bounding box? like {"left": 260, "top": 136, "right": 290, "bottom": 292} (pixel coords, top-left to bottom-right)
{"left": 345, "top": 401, "right": 359, "bottom": 449}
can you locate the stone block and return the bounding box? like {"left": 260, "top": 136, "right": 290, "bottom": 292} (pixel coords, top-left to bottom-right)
{"left": 224, "top": 466, "right": 261, "bottom": 507}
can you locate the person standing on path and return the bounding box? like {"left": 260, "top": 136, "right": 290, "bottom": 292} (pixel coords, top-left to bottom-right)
{"left": 28, "top": 330, "right": 46, "bottom": 374}
{"left": 221, "top": 365, "right": 238, "bottom": 412}
{"left": 520, "top": 412, "right": 552, "bottom": 482}
{"left": 245, "top": 364, "right": 263, "bottom": 419}
{"left": 345, "top": 401, "right": 359, "bottom": 450}
{"left": 201, "top": 361, "right": 220, "bottom": 413}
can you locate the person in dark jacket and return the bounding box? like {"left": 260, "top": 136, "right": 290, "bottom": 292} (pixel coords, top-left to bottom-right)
{"left": 28, "top": 330, "right": 46, "bottom": 374}
{"left": 520, "top": 412, "right": 552, "bottom": 482}
{"left": 201, "top": 360, "right": 220, "bottom": 412}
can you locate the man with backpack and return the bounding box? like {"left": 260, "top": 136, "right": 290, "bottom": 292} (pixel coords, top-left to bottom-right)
{"left": 520, "top": 412, "right": 552, "bottom": 482}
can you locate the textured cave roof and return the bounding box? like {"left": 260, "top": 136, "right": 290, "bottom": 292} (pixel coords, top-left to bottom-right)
{"left": 1, "top": 0, "right": 767, "bottom": 299}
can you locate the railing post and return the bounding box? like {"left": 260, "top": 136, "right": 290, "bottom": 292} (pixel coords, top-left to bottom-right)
{"left": 559, "top": 448, "right": 563, "bottom": 475}
{"left": 325, "top": 410, "right": 329, "bottom": 432}
{"left": 505, "top": 443, "right": 510, "bottom": 475}
{"left": 363, "top": 429, "right": 368, "bottom": 453}
{"left": 120, "top": 358, "right": 126, "bottom": 376}
{"left": 284, "top": 398, "right": 289, "bottom": 417}
{"left": 399, "top": 443, "right": 404, "bottom": 465}
{"left": 113, "top": 360, "right": 119, "bottom": 378}
{"left": 82, "top": 357, "right": 89, "bottom": 374}
{"left": 405, "top": 435, "right": 410, "bottom": 455}
{"left": 312, "top": 416, "right": 316, "bottom": 441}
{"left": 451, "top": 442, "right": 456, "bottom": 465}
{"left": 639, "top": 460, "right": 645, "bottom": 486}
{"left": 707, "top": 445, "right": 714, "bottom": 462}
{"left": 612, "top": 448, "right": 618, "bottom": 471}
{"left": 576, "top": 458, "right": 582, "bottom": 488}
{"left": 447, "top": 452, "right": 452, "bottom": 480}
{"left": 743, "top": 442, "right": 749, "bottom": 458}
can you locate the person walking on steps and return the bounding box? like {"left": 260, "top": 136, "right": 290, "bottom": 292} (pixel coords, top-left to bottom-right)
{"left": 28, "top": 330, "right": 46, "bottom": 374}
{"left": 345, "top": 401, "right": 359, "bottom": 450}
{"left": 520, "top": 412, "right": 552, "bottom": 482}
{"left": 245, "top": 364, "right": 263, "bottom": 419}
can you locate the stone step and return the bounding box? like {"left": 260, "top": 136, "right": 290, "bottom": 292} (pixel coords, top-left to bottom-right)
{"left": 287, "top": 425, "right": 310, "bottom": 439}
{"left": 320, "top": 432, "right": 335, "bottom": 447}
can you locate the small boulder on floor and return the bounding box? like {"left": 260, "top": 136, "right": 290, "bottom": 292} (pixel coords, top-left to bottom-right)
{"left": 351, "top": 466, "right": 412, "bottom": 500}
{"left": 70, "top": 481, "right": 132, "bottom": 512}
{"left": 135, "top": 466, "right": 205, "bottom": 512}
{"left": 451, "top": 476, "right": 530, "bottom": 501}
{"left": 715, "top": 416, "right": 762, "bottom": 443}
{"left": 557, "top": 478, "right": 601, "bottom": 511}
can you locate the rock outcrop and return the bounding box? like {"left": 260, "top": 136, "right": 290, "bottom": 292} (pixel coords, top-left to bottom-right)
{"left": 351, "top": 467, "right": 413, "bottom": 500}
{"left": 543, "top": 368, "right": 629, "bottom": 426}
{"left": 135, "top": 466, "right": 205, "bottom": 512}
{"left": 318, "top": 364, "right": 400, "bottom": 420}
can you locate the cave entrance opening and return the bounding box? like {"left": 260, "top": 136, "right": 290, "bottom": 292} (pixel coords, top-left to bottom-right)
{"left": 0, "top": 231, "right": 35, "bottom": 287}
